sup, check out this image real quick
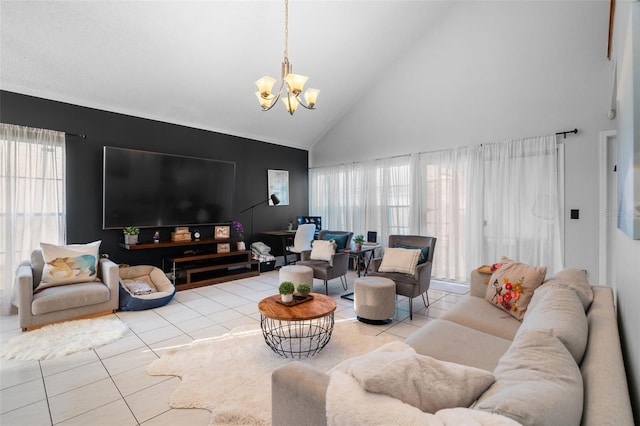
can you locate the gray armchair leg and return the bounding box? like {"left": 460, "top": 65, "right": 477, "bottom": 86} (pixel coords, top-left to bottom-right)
{"left": 421, "top": 292, "right": 430, "bottom": 308}
{"left": 409, "top": 297, "right": 413, "bottom": 320}
{"left": 340, "top": 275, "right": 348, "bottom": 290}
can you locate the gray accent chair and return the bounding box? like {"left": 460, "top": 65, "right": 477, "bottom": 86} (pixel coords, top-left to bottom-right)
{"left": 368, "top": 235, "right": 436, "bottom": 320}
{"left": 14, "top": 250, "right": 120, "bottom": 331}
{"left": 296, "top": 230, "right": 353, "bottom": 295}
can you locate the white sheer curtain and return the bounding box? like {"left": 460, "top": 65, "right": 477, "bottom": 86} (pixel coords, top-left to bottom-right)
{"left": 481, "top": 136, "right": 563, "bottom": 274}
{"left": 416, "top": 146, "right": 483, "bottom": 282}
{"left": 309, "top": 134, "right": 564, "bottom": 282}
{"left": 0, "top": 123, "right": 66, "bottom": 315}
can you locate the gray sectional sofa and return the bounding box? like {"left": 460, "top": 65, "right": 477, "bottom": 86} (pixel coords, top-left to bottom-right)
{"left": 272, "top": 268, "right": 634, "bottom": 425}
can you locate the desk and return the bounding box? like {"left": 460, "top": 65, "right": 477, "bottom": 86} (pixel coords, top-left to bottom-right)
{"left": 260, "top": 230, "right": 296, "bottom": 258}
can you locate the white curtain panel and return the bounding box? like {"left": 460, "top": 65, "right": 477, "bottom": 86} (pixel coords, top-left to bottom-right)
{"left": 0, "top": 123, "right": 66, "bottom": 315}
{"left": 481, "top": 135, "right": 563, "bottom": 274}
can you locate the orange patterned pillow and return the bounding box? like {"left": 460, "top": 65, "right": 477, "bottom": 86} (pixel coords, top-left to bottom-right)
{"left": 484, "top": 261, "right": 547, "bottom": 320}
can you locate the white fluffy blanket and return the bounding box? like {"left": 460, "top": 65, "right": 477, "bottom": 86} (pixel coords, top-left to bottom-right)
{"left": 326, "top": 342, "right": 522, "bottom": 426}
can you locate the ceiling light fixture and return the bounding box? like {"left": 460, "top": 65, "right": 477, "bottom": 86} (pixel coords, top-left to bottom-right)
{"left": 254, "top": 0, "right": 319, "bottom": 115}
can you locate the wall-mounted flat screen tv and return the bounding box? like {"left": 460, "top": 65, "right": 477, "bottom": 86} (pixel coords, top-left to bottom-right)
{"left": 103, "top": 146, "right": 235, "bottom": 229}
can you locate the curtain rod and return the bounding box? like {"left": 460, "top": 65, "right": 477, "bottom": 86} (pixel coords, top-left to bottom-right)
{"left": 66, "top": 132, "right": 87, "bottom": 139}
{"left": 555, "top": 128, "right": 578, "bottom": 139}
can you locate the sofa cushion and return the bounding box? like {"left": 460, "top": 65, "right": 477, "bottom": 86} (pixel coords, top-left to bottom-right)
{"left": 378, "top": 247, "right": 421, "bottom": 276}
{"left": 474, "top": 329, "right": 583, "bottom": 426}
{"left": 332, "top": 341, "right": 495, "bottom": 413}
{"left": 534, "top": 268, "right": 593, "bottom": 311}
{"left": 484, "top": 261, "right": 546, "bottom": 320}
{"left": 310, "top": 239, "right": 335, "bottom": 262}
{"left": 36, "top": 241, "right": 101, "bottom": 291}
{"left": 517, "top": 285, "right": 588, "bottom": 364}
{"left": 442, "top": 296, "right": 521, "bottom": 341}
{"left": 405, "top": 318, "right": 513, "bottom": 372}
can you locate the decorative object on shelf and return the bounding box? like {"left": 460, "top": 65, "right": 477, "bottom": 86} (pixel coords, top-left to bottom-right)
{"left": 232, "top": 221, "right": 244, "bottom": 242}
{"left": 288, "top": 222, "right": 293, "bottom": 231}
{"left": 153, "top": 231, "right": 160, "bottom": 243}
{"left": 296, "top": 282, "right": 311, "bottom": 297}
{"left": 237, "top": 241, "right": 246, "bottom": 251}
{"left": 171, "top": 227, "right": 192, "bottom": 242}
{"left": 254, "top": 0, "right": 319, "bottom": 115}
{"left": 240, "top": 194, "right": 281, "bottom": 248}
{"left": 217, "top": 243, "right": 231, "bottom": 253}
{"left": 123, "top": 226, "right": 140, "bottom": 245}
{"left": 215, "top": 225, "right": 230, "bottom": 239}
{"left": 193, "top": 230, "right": 201, "bottom": 240}
{"left": 279, "top": 281, "right": 295, "bottom": 303}
{"left": 353, "top": 234, "right": 365, "bottom": 250}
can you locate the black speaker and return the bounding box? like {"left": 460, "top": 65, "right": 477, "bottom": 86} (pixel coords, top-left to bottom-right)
{"left": 367, "top": 231, "right": 377, "bottom": 243}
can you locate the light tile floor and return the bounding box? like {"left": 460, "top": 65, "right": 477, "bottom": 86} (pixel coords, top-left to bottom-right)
{"left": 0, "top": 270, "right": 467, "bottom": 426}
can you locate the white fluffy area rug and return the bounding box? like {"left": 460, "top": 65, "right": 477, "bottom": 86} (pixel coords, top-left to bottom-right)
{"left": 0, "top": 317, "right": 129, "bottom": 361}
{"left": 147, "top": 319, "right": 401, "bottom": 425}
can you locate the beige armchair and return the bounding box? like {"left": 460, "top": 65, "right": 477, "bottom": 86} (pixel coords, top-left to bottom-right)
{"left": 369, "top": 235, "right": 437, "bottom": 320}
{"left": 14, "top": 250, "right": 120, "bottom": 331}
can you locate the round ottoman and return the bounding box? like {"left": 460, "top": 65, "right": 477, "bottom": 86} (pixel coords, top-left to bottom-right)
{"left": 354, "top": 276, "right": 396, "bottom": 324}
{"left": 279, "top": 265, "right": 314, "bottom": 288}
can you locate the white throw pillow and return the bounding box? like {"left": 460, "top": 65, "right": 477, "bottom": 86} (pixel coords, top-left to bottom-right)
{"left": 333, "top": 341, "right": 495, "bottom": 413}
{"left": 310, "top": 239, "right": 336, "bottom": 261}
{"left": 36, "top": 241, "right": 101, "bottom": 291}
{"left": 378, "top": 247, "right": 422, "bottom": 276}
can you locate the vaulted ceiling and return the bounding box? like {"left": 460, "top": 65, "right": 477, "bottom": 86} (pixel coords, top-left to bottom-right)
{"left": 1, "top": 1, "right": 454, "bottom": 150}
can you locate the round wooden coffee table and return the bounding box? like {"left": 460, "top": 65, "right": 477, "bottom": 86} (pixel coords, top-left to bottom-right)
{"left": 258, "top": 293, "right": 337, "bottom": 358}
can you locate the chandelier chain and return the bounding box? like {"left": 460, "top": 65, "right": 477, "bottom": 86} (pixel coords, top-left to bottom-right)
{"left": 284, "top": 0, "right": 289, "bottom": 61}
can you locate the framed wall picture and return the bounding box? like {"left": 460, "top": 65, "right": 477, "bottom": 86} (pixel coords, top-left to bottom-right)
{"left": 268, "top": 169, "right": 289, "bottom": 206}
{"left": 217, "top": 243, "right": 231, "bottom": 253}
{"left": 214, "top": 226, "right": 230, "bottom": 239}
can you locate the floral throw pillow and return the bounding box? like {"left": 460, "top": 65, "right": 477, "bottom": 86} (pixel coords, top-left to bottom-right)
{"left": 484, "top": 261, "right": 547, "bottom": 320}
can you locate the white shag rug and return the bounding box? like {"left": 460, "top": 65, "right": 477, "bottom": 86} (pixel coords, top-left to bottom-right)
{"left": 0, "top": 317, "right": 129, "bottom": 361}
{"left": 147, "top": 319, "right": 401, "bottom": 425}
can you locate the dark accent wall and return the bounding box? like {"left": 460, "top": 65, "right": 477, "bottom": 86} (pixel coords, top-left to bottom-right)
{"left": 1, "top": 90, "right": 309, "bottom": 266}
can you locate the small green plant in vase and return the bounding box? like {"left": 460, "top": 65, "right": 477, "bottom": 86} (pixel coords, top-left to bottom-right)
{"left": 279, "top": 281, "right": 296, "bottom": 303}
{"left": 354, "top": 234, "right": 365, "bottom": 250}
{"left": 296, "top": 282, "right": 312, "bottom": 297}
{"left": 123, "top": 226, "right": 140, "bottom": 245}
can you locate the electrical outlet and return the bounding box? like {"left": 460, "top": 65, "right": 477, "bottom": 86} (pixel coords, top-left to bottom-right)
{"left": 570, "top": 209, "right": 579, "bottom": 220}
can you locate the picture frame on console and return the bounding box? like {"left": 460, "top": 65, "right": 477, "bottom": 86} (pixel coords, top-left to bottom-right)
{"left": 217, "top": 243, "right": 231, "bottom": 253}
{"left": 215, "top": 226, "right": 230, "bottom": 239}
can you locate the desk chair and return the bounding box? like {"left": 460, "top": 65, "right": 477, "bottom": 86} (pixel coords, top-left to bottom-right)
{"left": 284, "top": 224, "right": 316, "bottom": 265}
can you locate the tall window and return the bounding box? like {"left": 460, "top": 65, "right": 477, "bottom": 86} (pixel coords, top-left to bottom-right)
{"left": 309, "top": 135, "right": 563, "bottom": 282}
{"left": 0, "top": 124, "right": 66, "bottom": 315}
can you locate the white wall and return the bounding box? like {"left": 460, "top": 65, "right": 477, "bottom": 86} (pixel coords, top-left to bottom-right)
{"left": 310, "top": 1, "right": 612, "bottom": 279}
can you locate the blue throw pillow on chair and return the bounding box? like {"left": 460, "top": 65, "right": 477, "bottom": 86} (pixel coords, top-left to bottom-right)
{"left": 394, "top": 243, "right": 429, "bottom": 264}
{"left": 322, "top": 233, "right": 349, "bottom": 251}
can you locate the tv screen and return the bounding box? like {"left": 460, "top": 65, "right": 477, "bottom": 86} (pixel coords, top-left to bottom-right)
{"left": 103, "top": 147, "right": 235, "bottom": 229}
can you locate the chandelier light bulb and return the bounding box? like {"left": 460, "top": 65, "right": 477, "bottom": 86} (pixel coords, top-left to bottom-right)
{"left": 304, "top": 88, "right": 320, "bottom": 108}
{"left": 255, "top": 76, "right": 277, "bottom": 97}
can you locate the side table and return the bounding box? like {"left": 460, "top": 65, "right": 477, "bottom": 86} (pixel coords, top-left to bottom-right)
{"left": 258, "top": 293, "right": 337, "bottom": 358}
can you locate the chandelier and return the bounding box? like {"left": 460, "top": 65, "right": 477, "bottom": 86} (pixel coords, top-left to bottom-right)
{"left": 254, "top": 0, "right": 319, "bottom": 115}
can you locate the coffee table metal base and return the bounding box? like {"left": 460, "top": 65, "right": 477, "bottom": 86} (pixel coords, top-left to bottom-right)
{"left": 260, "top": 313, "right": 335, "bottom": 358}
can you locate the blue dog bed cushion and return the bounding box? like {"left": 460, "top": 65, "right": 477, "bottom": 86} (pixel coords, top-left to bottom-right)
{"left": 118, "top": 265, "right": 175, "bottom": 311}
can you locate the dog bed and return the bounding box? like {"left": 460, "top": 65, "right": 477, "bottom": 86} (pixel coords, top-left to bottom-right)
{"left": 118, "top": 265, "right": 175, "bottom": 311}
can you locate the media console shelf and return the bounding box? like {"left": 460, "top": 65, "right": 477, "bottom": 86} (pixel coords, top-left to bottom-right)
{"left": 119, "top": 239, "right": 259, "bottom": 290}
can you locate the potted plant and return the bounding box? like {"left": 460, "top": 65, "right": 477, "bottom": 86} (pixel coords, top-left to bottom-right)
{"left": 123, "top": 226, "right": 140, "bottom": 245}
{"left": 232, "top": 221, "right": 245, "bottom": 251}
{"left": 354, "top": 234, "right": 365, "bottom": 250}
{"left": 279, "top": 281, "right": 295, "bottom": 303}
{"left": 296, "top": 282, "right": 311, "bottom": 298}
